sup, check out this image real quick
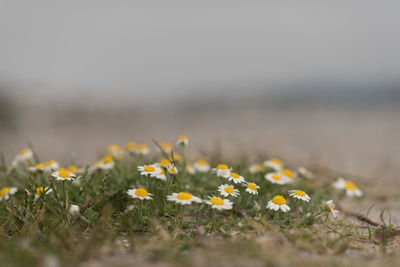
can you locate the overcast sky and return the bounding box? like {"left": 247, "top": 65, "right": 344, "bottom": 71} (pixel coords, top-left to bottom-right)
{"left": 1, "top": 0, "right": 400, "bottom": 103}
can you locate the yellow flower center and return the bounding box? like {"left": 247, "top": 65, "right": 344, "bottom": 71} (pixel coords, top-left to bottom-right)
{"left": 217, "top": 164, "right": 229, "bottom": 170}
{"left": 58, "top": 169, "right": 70, "bottom": 178}
{"left": 0, "top": 187, "right": 10, "bottom": 197}
{"left": 210, "top": 197, "right": 224, "bottom": 206}
{"left": 108, "top": 144, "right": 122, "bottom": 152}
{"left": 282, "top": 169, "right": 294, "bottom": 178}
{"left": 294, "top": 190, "right": 305, "bottom": 196}
{"left": 35, "top": 163, "right": 45, "bottom": 169}
{"left": 161, "top": 142, "right": 172, "bottom": 150}
{"left": 224, "top": 187, "right": 234, "bottom": 194}
{"left": 19, "top": 148, "right": 30, "bottom": 155}
{"left": 173, "top": 153, "right": 181, "bottom": 161}
{"left": 169, "top": 167, "right": 177, "bottom": 174}
{"left": 36, "top": 187, "right": 45, "bottom": 195}
{"left": 94, "top": 161, "right": 100, "bottom": 167}
{"left": 248, "top": 183, "right": 258, "bottom": 191}
{"left": 345, "top": 181, "right": 356, "bottom": 191}
{"left": 270, "top": 158, "right": 282, "bottom": 166}
{"left": 230, "top": 172, "right": 240, "bottom": 179}
{"left": 272, "top": 195, "right": 286, "bottom": 205}
{"left": 135, "top": 188, "right": 148, "bottom": 197}
{"left": 196, "top": 159, "right": 208, "bottom": 166}
{"left": 144, "top": 166, "right": 156, "bottom": 172}
{"left": 45, "top": 160, "right": 56, "bottom": 166}
{"left": 126, "top": 142, "right": 136, "bottom": 150}
{"left": 178, "top": 135, "right": 188, "bottom": 141}
{"left": 177, "top": 192, "right": 192, "bottom": 200}
{"left": 328, "top": 204, "right": 334, "bottom": 211}
{"left": 272, "top": 174, "right": 281, "bottom": 181}
{"left": 103, "top": 155, "right": 113, "bottom": 164}
{"left": 138, "top": 144, "right": 148, "bottom": 151}
{"left": 159, "top": 159, "right": 171, "bottom": 166}
{"left": 68, "top": 166, "right": 78, "bottom": 173}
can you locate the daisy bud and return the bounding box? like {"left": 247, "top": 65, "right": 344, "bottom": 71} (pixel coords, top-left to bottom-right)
{"left": 69, "top": 205, "right": 80, "bottom": 216}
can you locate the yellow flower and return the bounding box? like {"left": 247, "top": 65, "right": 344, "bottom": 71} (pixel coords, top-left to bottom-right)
{"left": 176, "top": 135, "right": 189, "bottom": 146}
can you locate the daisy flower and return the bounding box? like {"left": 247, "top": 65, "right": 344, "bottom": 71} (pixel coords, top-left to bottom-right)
{"left": 34, "top": 187, "right": 52, "bottom": 200}
{"left": 51, "top": 168, "right": 76, "bottom": 181}
{"left": 167, "top": 192, "right": 202, "bottom": 205}
{"left": 167, "top": 165, "right": 178, "bottom": 175}
{"left": 127, "top": 188, "right": 153, "bottom": 200}
{"left": 333, "top": 177, "right": 363, "bottom": 197}
{"left": 67, "top": 165, "right": 81, "bottom": 174}
{"left": 44, "top": 160, "right": 59, "bottom": 172}
{"left": 160, "top": 142, "right": 172, "bottom": 153}
{"left": 249, "top": 163, "right": 265, "bottom": 174}
{"left": 206, "top": 196, "right": 233, "bottom": 210}
{"left": 107, "top": 144, "right": 123, "bottom": 157}
{"left": 135, "top": 144, "right": 150, "bottom": 156}
{"left": 14, "top": 148, "right": 33, "bottom": 162}
{"left": 263, "top": 158, "right": 283, "bottom": 171}
{"left": 225, "top": 172, "right": 245, "bottom": 184}
{"left": 176, "top": 135, "right": 189, "bottom": 146}
{"left": 158, "top": 158, "right": 171, "bottom": 167}
{"left": 0, "top": 187, "right": 18, "bottom": 201}
{"left": 289, "top": 190, "right": 311, "bottom": 202}
{"left": 280, "top": 168, "right": 296, "bottom": 183}
{"left": 265, "top": 172, "right": 287, "bottom": 185}
{"left": 211, "top": 164, "right": 231, "bottom": 177}
{"left": 297, "top": 167, "right": 314, "bottom": 179}
{"left": 137, "top": 165, "right": 162, "bottom": 177}
{"left": 154, "top": 168, "right": 167, "bottom": 181}
{"left": 185, "top": 163, "right": 196, "bottom": 175}
{"left": 326, "top": 200, "right": 339, "bottom": 218}
{"left": 245, "top": 182, "right": 260, "bottom": 195}
{"left": 218, "top": 184, "right": 240, "bottom": 197}
{"left": 29, "top": 163, "right": 45, "bottom": 172}
{"left": 266, "top": 195, "right": 290, "bottom": 212}
{"left": 100, "top": 155, "right": 115, "bottom": 170}
{"left": 193, "top": 159, "right": 210, "bottom": 173}
{"left": 126, "top": 142, "right": 136, "bottom": 152}
{"left": 90, "top": 161, "right": 102, "bottom": 172}
{"left": 172, "top": 153, "right": 181, "bottom": 161}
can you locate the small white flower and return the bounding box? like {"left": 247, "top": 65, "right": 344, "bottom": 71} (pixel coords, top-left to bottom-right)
{"left": 225, "top": 172, "right": 245, "bottom": 184}
{"left": 263, "top": 158, "right": 283, "bottom": 171}
{"left": 100, "top": 155, "right": 115, "bottom": 170}
{"left": 51, "top": 168, "right": 76, "bottom": 181}
{"left": 249, "top": 163, "right": 265, "bottom": 174}
{"left": 127, "top": 188, "right": 153, "bottom": 200}
{"left": 154, "top": 168, "right": 167, "bottom": 181}
{"left": 14, "top": 148, "right": 33, "bottom": 162}
{"left": 44, "top": 160, "right": 59, "bottom": 172}
{"left": 205, "top": 196, "right": 233, "bottom": 210}
{"left": 333, "top": 177, "right": 363, "bottom": 197}
{"left": 126, "top": 142, "right": 136, "bottom": 152}
{"left": 176, "top": 135, "right": 189, "bottom": 146}
{"left": 185, "top": 162, "right": 196, "bottom": 175}
{"left": 288, "top": 190, "right": 311, "bottom": 202}
{"left": 326, "top": 200, "right": 339, "bottom": 218}
{"left": 167, "top": 165, "right": 178, "bottom": 175}
{"left": 160, "top": 142, "right": 172, "bottom": 153}
{"left": 211, "top": 164, "right": 231, "bottom": 177}
{"left": 193, "top": 159, "right": 210, "bottom": 173}
{"left": 266, "top": 195, "right": 290, "bottom": 212}
{"left": 245, "top": 182, "right": 260, "bottom": 195}
{"left": 69, "top": 205, "right": 80, "bottom": 216}
{"left": 0, "top": 187, "right": 18, "bottom": 201}
{"left": 157, "top": 158, "right": 171, "bottom": 167}
{"left": 265, "top": 172, "right": 288, "bottom": 185}
{"left": 280, "top": 168, "right": 296, "bottom": 183}
{"left": 107, "top": 144, "right": 123, "bottom": 157}
{"left": 34, "top": 187, "right": 52, "bottom": 200}
{"left": 297, "top": 167, "right": 314, "bottom": 179}
{"left": 135, "top": 144, "right": 150, "bottom": 156}
{"left": 218, "top": 184, "right": 240, "bottom": 197}
{"left": 167, "top": 192, "right": 202, "bottom": 205}
{"left": 29, "top": 163, "right": 46, "bottom": 172}
{"left": 138, "top": 165, "right": 162, "bottom": 177}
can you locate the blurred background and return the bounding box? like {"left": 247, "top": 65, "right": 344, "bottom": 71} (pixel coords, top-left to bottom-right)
{"left": 1, "top": 1, "right": 400, "bottom": 183}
